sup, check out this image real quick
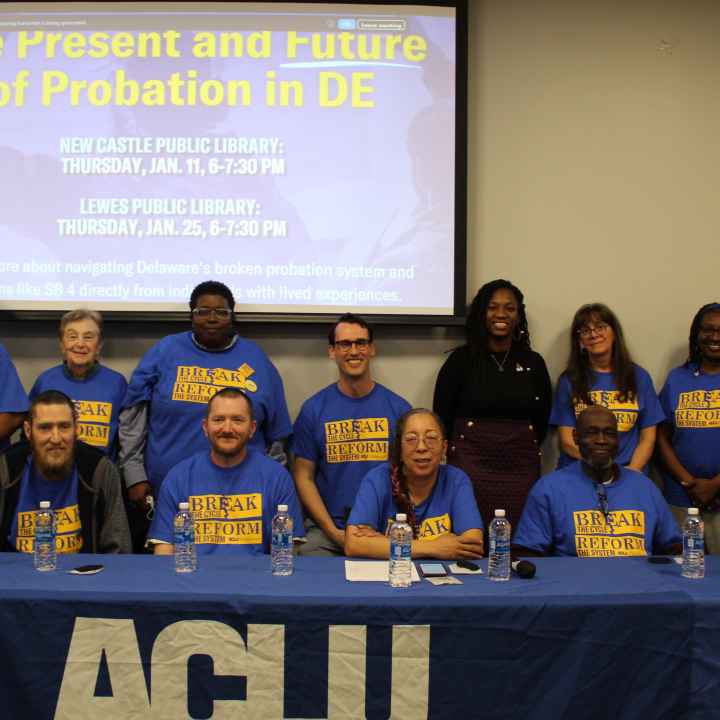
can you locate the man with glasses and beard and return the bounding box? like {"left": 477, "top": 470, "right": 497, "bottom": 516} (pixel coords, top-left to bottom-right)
{"left": 513, "top": 406, "right": 681, "bottom": 558}
{"left": 292, "top": 314, "right": 411, "bottom": 556}
{"left": 0, "top": 390, "right": 130, "bottom": 554}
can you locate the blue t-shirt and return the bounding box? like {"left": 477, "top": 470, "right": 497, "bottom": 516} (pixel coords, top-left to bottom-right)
{"left": 291, "top": 383, "right": 411, "bottom": 528}
{"left": 513, "top": 461, "right": 681, "bottom": 557}
{"left": 149, "top": 449, "right": 305, "bottom": 555}
{"left": 123, "top": 332, "right": 292, "bottom": 490}
{"left": 550, "top": 365, "right": 664, "bottom": 468}
{"left": 347, "top": 463, "right": 483, "bottom": 539}
{"left": 658, "top": 364, "right": 720, "bottom": 507}
{"left": 0, "top": 342, "right": 29, "bottom": 451}
{"left": 9, "top": 458, "right": 83, "bottom": 554}
{"left": 30, "top": 364, "right": 127, "bottom": 458}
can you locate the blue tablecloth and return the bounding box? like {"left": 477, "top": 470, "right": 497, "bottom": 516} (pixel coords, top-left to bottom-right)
{"left": 0, "top": 553, "right": 717, "bottom": 719}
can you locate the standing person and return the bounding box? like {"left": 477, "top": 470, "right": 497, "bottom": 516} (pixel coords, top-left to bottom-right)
{"left": 0, "top": 342, "right": 28, "bottom": 451}
{"left": 657, "top": 302, "right": 720, "bottom": 551}
{"left": 119, "top": 280, "right": 292, "bottom": 519}
{"left": 551, "top": 303, "right": 664, "bottom": 471}
{"left": 292, "top": 314, "right": 411, "bottom": 555}
{"left": 345, "top": 408, "right": 484, "bottom": 559}
{"left": 149, "top": 388, "right": 304, "bottom": 556}
{"left": 29, "top": 309, "right": 127, "bottom": 458}
{"left": 433, "top": 279, "right": 552, "bottom": 529}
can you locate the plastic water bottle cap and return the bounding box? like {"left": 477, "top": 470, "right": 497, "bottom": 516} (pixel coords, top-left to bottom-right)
{"left": 277, "top": 504, "right": 288, "bottom": 512}
{"left": 39, "top": 500, "right": 51, "bottom": 509}
{"left": 494, "top": 509, "right": 506, "bottom": 517}
{"left": 688, "top": 507, "right": 699, "bottom": 516}
{"left": 396, "top": 513, "right": 407, "bottom": 522}
{"left": 179, "top": 501, "right": 189, "bottom": 510}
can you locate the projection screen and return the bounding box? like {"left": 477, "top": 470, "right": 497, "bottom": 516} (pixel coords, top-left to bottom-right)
{"left": 0, "top": 1, "right": 467, "bottom": 321}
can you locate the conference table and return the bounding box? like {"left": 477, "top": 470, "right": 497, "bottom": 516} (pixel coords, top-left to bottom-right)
{"left": 0, "top": 553, "right": 718, "bottom": 720}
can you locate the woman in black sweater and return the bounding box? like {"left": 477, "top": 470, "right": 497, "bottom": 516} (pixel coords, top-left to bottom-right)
{"left": 433, "top": 279, "right": 552, "bottom": 530}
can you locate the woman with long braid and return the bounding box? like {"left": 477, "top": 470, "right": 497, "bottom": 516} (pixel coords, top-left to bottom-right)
{"left": 345, "top": 408, "right": 484, "bottom": 559}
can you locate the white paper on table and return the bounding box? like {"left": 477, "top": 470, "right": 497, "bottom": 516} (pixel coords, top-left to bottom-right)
{"left": 344, "top": 560, "right": 421, "bottom": 582}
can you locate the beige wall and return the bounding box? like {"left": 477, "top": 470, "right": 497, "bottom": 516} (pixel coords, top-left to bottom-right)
{"left": 2, "top": 1, "right": 719, "bottom": 469}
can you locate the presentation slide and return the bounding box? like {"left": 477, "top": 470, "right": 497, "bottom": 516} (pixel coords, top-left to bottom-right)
{"left": 0, "top": 2, "right": 461, "bottom": 317}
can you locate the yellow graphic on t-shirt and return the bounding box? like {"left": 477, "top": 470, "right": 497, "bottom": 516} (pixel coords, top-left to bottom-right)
{"left": 188, "top": 493, "right": 263, "bottom": 545}
{"left": 675, "top": 390, "right": 720, "bottom": 428}
{"left": 172, "top": 363, "right": 258, "bottom": 404}
{"left": 384, "top": 513, "right": 452, "bottom": 539}
{"left": 574, "top": 391, "right": 639, "bottom": 432}
{"left": 15, "top": 503, "right": 83, "bottom": 553}
{"left": 573, "top": 509, "right": 646, "bottom": 557}
{"left": 73, "top": 400, "right": 112, "bottom": 448}
{"left": 325, "top": 417, "right": 389, "bottom": 464}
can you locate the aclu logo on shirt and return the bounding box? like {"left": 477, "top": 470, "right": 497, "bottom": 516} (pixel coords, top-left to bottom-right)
{"left": 384, "top": 513, "right": 451, "bottom": 539}
{"left": 574, "top": 391, "right": 639, "bottom": 432}
{"left": 325, "top": 417, "right": 390, "bottom": 464}
{"left": 16, "top": 504, "right": 83, "bottom": 553}
{"left": 675, "top": 390, "right": 720, "bottom": 428}
{"left": 573, "top": 509, "right": 646, "bottom": 557}
{"left": 74, "top": 399, "right": 112, "bottom": 448}
{"left": 189, "top": 493, "right": 263, "bottom": 545}
{"left": 172, "top": 364, "right": 258, "bottom": 404}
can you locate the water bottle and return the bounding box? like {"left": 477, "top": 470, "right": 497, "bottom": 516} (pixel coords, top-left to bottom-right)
{"left": 34, "top": 500, "right": 57, "bottom": 572}
{"left": 271, "top": 504, "right": 294, "bottom": 576}
{"left": 389, "top": 513, "right": 413, "bottom": 588}
{"left": 174, "top": 502, "right": 197, "bottom": 573}
{"left": 488, "top": 509, "right": 511, "bottom": 581}
{"left": 682, "top": 507, "right": 705, "bottom": 579}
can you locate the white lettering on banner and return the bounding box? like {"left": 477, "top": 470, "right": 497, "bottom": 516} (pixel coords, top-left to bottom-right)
{"left": 391, "top": 625, "right": 430, "bottom": 719}
{"left": 327, "top": 624, "right": 430, "bottom": 720}
{"left": 55, "top": 619, "right": 429, "bottom": 719}
{"left": 55, "top": 618, "right": 151, "bottom": 719}
{"left": 151, "top": 621, "right": 284, "bottom": 719}
{"left": 328, "top": 625, "right": 367, "bottom": 719}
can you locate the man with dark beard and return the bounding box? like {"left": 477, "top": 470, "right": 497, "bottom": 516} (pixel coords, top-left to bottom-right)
{"left": 0, "top": 390, "right": 130, "bottom": 554}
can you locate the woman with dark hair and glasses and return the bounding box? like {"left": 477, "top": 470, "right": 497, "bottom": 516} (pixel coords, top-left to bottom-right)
{"left": 657, "top": 302, "right": 720, "bottom": 551}
{"left": 119, "top": 280, "right": 292, "bottom": 519}
{"left": 432, "top": 279, "right": 551, "bottom": 530}
{"left": 345, "top": 409, "right": 484, "bottom": 559}
{"left": 551, "top": 303, "right": 664, "bottom": 471}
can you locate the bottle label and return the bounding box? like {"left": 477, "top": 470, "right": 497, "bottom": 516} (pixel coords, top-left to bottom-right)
{"left": 273, "top": 532, "right": 292, "bottom": 549}
{"left": 390, "top": 542, "right": 411, "bottom": 561}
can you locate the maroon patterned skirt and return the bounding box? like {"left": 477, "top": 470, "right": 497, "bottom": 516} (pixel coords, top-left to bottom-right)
{"left": 447, "top": 418, "right": 541, "bottom": 532}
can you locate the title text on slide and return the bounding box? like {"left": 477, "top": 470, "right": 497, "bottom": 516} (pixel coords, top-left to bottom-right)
{"left": 0, "top": 30, "right": 428, "bottom": 109}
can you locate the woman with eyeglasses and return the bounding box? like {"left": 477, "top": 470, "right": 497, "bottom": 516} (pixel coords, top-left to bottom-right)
{"left": 29, "top": 309, "right": 127, "bottom": 458}
{"left": 345, "top": 408, "right": 484, "bottom": 559}
{"left": 551, "top": 303, "right": 664, "bottom": 471}
{"left": 432, "top": 279, "right": 552, "bottom": 530}
{"left": 657, "top": 302, "right": 720, "bottom": 551}
{"left": 119, "top": 280, "right": 292, "bottom": 521}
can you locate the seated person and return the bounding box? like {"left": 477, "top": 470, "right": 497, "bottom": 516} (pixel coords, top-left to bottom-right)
{"left": 513, "top": 406, "right": 681, "bottom": 558}
{"left": 0, "top": 341, "right": 29, "bottom": 451}
{"left": 345, "top": 408, "right": 484, "bottom": 559}
{"left": 0, "top": 390, "right": 131, "bottom": 554}
{"left": 149, "top": 388, "right": 304, "bottom": 556}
